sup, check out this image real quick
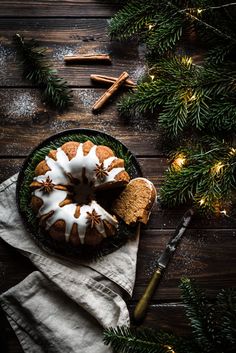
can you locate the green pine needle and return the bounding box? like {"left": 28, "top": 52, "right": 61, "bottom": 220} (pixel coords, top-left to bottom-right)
{"left": 118, "top": 57, "right": 236, "bottom": 137}
{"left": 13, "top": 33, "right": 73, "bottom": 111}
{"left": 103, "top": 279, "right": 236, "bottom": 353}
{"left": 159, "top": 138, "right": 236, "bottom": 212}
{"left": 103, "top": 326, "right": 190, "bottom": 353}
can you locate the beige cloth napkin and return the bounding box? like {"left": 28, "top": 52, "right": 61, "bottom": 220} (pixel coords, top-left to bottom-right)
{"left": 0, "top": 174, "right": 140, "bottom": 352}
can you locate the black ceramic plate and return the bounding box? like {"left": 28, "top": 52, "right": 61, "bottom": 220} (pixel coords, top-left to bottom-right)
{"left": 16, "top": 129, "right": 142, "bottom": 258}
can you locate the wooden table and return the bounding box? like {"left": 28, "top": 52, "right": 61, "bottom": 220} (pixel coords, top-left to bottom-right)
{"left": 0, "top": 2, "right": 236, "bottom": 352}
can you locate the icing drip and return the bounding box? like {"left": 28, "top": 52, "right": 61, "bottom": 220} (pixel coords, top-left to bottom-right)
{"left": 35, "top": 155, "right": 71, "bottom": 185}
{"left": 32, "top": 142, "right": 126, "bottom": 244}
{"left": 45, "top": 200, "right": 118, "bottom": 244}
{"left": 35, "top": 144, "right": 125, "bottom": 186}
{"left": 33, "top": 188, "right": 68, "bottom": 216}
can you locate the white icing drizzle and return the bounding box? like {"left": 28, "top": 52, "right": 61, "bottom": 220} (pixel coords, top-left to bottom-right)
{"left": 35, "top": 143, "right": 125, "bottom": 186}
{"left": 32, "top": 142, "right": 124, "bottom": 243}
{"left": 34, "top": 155, "right": 71, "bottom": 185}
{"left": 33, "top": 188, "right": 68, "bottom": 216}
{"left": 44, "top": 199, "right": 117, "bottom": 244}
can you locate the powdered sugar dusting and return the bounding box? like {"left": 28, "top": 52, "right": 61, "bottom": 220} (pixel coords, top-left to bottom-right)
{"left": 130, "top": 64, "right": 147, "bottom": 83}
{"left": 51, "top": 44, "right": 80, "bottom": 61}
{"left": 0, "top": 90, "right": 40, "bottom": 121}
{"left": 0, "top": 44, "right": 16, "bottom": 85}
{"left": 48, "top": 119, "right": 72, "bottom": 132}
{"left": 0, "top": 44, "right": 15, "bottom": 69}
{"left": 76, "top": 89, "right": 101, "bottom": 108}
{"left": 145, "top": 233, "right": 207, "bottom": 279}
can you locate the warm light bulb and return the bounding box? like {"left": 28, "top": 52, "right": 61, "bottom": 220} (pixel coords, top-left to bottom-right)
{"left": 172, "top": 154, "right": 186, "bottom": 170}
{"left": 220, "top": 209, "right": 227, "bottom": 216}
{"left": 150, "top": 75, "right": 155, "bottom": 81}
{"left": 148, "top": 24, "right": 155, "bottom": 30}
{"left": 197, "top": 9, "right": 203, "bottom": 14}
{"left": 164, "top": 345, "right": 175, "bottom": 353}
{"left": 199, "top": 198, "right": 205, "bottom": 206}
{"left": 187, "top": 57, "right": 192, "bottom": 64}
{"left": 182, "top": 57, "right": 192, "bottom": 65}
{"left": 229, "top": 147, "right": 236, "bottom": 155}
{"left": 189, "top": 93, "right": 196, "bottom": 101}
{"left": 212, "top": 162, "right": 224, "bottom": 174}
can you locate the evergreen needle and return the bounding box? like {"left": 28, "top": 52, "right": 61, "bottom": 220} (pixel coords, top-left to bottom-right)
{"left": 104, "top": 279, "right": 236, "bottom": 353}
{"left": 13, "top": 33, "right": 73, "bottom": 111}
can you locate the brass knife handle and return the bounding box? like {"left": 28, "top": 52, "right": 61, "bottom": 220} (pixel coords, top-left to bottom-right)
{"left": 133, "top": 266, "right": 163, "bottom": 324}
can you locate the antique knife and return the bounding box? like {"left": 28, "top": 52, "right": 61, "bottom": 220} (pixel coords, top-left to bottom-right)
{"left": 133, "top": 208, "right": 194, "bottom": 324}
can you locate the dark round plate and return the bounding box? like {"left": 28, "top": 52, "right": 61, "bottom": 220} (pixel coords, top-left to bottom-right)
{"left": 16, "top": 128, "right": 142, "bottom": 259}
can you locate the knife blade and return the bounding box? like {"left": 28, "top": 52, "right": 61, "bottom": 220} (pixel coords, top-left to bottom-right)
{"left": 133, "top": 208, "right": 194, "bottom": 324}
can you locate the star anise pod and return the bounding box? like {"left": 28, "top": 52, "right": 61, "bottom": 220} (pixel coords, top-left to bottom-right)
{"left": 95, "top": 162, "right": 108, "bottom": 181}
{"left": 86, "top": 209, "right": 101, "bottom": 228}
{"left": 40, "top": 176, "right": 54, "bottom": 193}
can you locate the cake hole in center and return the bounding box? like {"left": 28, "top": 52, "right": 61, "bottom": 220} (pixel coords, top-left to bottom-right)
{"left": 72, "top": 182, "right": 94, "bottom": 205}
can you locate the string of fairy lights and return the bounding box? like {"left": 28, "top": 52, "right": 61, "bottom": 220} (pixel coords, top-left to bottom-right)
{"left": 169, "top": 146, "right": 236, "bottom": 217}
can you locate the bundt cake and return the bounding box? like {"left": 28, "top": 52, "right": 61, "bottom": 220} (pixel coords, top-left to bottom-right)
{"left": 112, "top": 177, "right": 157, "bottom": 225}
{"left": 30, "top": 140, "right": 130, "bottom": 246}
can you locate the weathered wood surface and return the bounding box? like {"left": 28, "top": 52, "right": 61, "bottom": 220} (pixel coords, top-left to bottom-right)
{"left": 0, "top": 19, "right": 142, "bottom": 87}
{"left": 0, "top": 1, "right": 119, "bottom": 17}
{"left": 0, "top": 1, "right": 236, "bottom": 352}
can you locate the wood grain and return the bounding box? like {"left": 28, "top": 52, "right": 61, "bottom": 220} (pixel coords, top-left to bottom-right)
{"left": 128, "top": 303, "right": 191, "bottom": 335}
{"left": 0, "top": 1, "right": 236, "bottom": 352}
{"left": 0, "top": 1, "right": 120, "bottom": 18}
{"left": 133, "top": 229, "right": 236, "bottom": 301}
{"left": 0, "top": 88, "right": 160, "bottom": 157}
{"left": 0, "top": 19, "right": 142, "bottom": 87}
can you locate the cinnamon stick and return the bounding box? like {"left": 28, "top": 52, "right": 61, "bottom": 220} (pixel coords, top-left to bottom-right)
{"left": 90, "top": 74, "right": 136, "bottom": 88}
{"left": 92, "top": 71, "right": 129, "bottom": 112}
{"left": 64, "top": 54, "right": 111, "bottom": 64}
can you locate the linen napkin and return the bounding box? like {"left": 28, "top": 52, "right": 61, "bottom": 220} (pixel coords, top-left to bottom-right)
{"left": 0, "top": 174, "right": 140, "bottom": 352}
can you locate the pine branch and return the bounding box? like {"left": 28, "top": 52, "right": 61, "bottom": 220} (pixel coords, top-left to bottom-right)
{"left": 216, "top": 289, "right": 236, "bottom": 347}
{"left": 146, "top": 15, "right": 183, "bottom": 56}
{"left": 108, "top": 0, "right": 158, "bottom": 41}
{"left": 13, "top": 33, "right": 73, "bottom": 111}
{"left": 118, "top": 57, "right": 236, "bottom": 137}
{"left": 159, "top": 138, "right": 236, "bottom": 212}
{"left": 103, "top": 279, "right": 236, "bottom": 353}
{"left": 180, "top": 278, "right": 219, "bottom": 352}
{"left": 103, "top": 326, "right": 191, "bottom": 353}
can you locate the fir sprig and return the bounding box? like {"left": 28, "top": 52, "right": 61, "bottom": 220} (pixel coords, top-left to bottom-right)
{"left": 159, "top": 138, "right": 236, "bottom": 212}
{"left": 103, "top": 326, "right": 191, "bottom": 353}
{"left": 13, "top": 33, "right": 73, "bottom": 110}
{"left": 180, "top": 277, "right": 236, "bottom": 353}
{"left": 104, "top": 279, "right": 236, "bottom": 353}
{"left": 109, "top": 1, "right": 236, "bottom": 60}
{"left": 118, "top": 57, "right": 236, "bottom": 137}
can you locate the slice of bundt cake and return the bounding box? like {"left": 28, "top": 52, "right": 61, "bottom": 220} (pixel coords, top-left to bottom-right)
{"left": 112, "top": 177, "right": 157, "bottom": 225}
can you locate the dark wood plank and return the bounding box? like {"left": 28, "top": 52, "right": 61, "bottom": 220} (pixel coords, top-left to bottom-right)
{"left": 0, "top": 1, "right": 120, "bottom": 18}
{"left": 133, "top": 229, "right": 236, "bottom": 301}
{"left": 0, "top": 88, "right": 159, "bottom": 157}
{"left": 0, "top": 48, "right": 141, "bottom": 87}
{"left": 128, "top": 303, "right": 191, "bottom": 335}
{"left": 0, "top": 18, "right": 111, "bottom": 40}
{"left": 0, "top": 19, "right": 143, "bottom": 87}
{"left": 0, "top": 221, "right": 235, "bottom": 302}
